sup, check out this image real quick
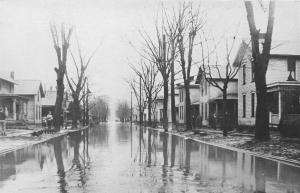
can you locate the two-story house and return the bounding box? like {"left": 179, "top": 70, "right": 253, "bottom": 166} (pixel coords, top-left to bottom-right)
{"left": 238, "top": 40, "right": 300, "bottom": 128}
{"left": 196, "top": 41, "right": 248, "bottom": 128}
{"left": 177, "top": 76, "right": 200, "bottom": 125}
{"left": 15, "top": 80, "right": 45, "bottom": 124}
{"left": 196, "top": 68, "right": 238, "bottom": 127}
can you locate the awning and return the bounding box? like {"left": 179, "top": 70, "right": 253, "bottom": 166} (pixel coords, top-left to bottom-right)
{"left": 267, "top": 81, "right": 300, "bottom": 92}
{"left": 0, "top": 94, "right": 29, "bottom": 100}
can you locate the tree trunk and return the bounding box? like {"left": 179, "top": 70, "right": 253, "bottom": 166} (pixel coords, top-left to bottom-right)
{"left": 185, "top": 81, "right": 192, "bottom": 130}
{"left": 72, "top": 97, "right": 80, "bottom": 128}
{"left": 170, "top": 61, "right": 177, "bottom": 129}
{"left": 148, "top": 95, "right": 152, "bottom": 127}
{"left": 163, "top": 79, "right": 168, "bottom": 131}
{"left": 222, "top": 88, "right": 228, "bottom": 137}
{"left": 54, "top": 74, "right": 64, "bottom": 131}
{"left": 255, "top": 58, "right": 270, "bottom": 141}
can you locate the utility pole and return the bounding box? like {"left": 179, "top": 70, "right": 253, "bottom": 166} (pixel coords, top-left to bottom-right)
{"left": 130, "top": 91, "right": 133, "bottom": 126}
{"left": 83, "top": 85, "right": 86, "bottom": 126}
{"left": 86, "top": 79, "right": 90, "bottom": 126}
{"left": 139, "top": 76, "right": 142, "bottom": 126}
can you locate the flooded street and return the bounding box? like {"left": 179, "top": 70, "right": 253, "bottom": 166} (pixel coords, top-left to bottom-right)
{"left": 0, "top": 123, "right": 300, "bottom": 193}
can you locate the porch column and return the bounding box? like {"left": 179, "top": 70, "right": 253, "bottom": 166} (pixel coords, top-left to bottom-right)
{"left": 13, "top": 98, "right": 16, "bottom": 120}
{"left": 278, "top": 91, "right": 282, "bottom": 120}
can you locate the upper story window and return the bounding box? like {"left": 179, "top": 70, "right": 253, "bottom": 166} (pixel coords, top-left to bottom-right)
{"left": 287, "top": 57, "right": 296, "bottom": 81}
{"left": 251, "top": 61, "right": 255, "bottom": 82}
{"left": 243, "top": 65, "right": 246, "bottom": 84}
{"left": 204, "top": 81, "right": 208, "bottom": 95}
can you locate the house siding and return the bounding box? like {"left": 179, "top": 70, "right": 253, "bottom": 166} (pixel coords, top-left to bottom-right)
{"left": 200, "top": 77, "right": 238, "bottom": 126}
{"left": 178, "top": 86, "right": 200, "bottom": 124}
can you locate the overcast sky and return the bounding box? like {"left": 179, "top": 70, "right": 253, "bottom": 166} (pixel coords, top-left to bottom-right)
{"left": 0, "top": 0, "right": 299, "bottom": 109}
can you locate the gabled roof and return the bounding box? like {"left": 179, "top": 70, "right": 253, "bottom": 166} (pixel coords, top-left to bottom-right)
{"left": 195, "top": 41, "right": 248, "bottom": 84}
{"left": 270, "top": 40, "right": 300, "bottom": 57}
{"left": 15, "top": 80, "right": 45, "bottom": 97}
{"left": 176, "top": 76, "right": 199, "bottom": 88}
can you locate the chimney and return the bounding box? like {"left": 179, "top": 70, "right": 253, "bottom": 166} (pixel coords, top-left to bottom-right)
{"left": 10, "top": 71, "right": 14, "bottom": 80}
{"left": 50, "top": 86, "right": 53, "bottom": 91}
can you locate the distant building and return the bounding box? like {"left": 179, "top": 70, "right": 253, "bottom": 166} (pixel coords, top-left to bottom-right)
{"left": 238, "top": 40, "right": 300, "bottom": 128}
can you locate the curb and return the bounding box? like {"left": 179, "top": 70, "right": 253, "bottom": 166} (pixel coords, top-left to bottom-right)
{"left": 145, "top": 126, "right": 300, "bottom": 167}
{"left": 0, "top": 126, "right": 89, "bottom": 156}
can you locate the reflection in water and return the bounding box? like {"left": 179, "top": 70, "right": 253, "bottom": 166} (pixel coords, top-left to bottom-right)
{"left": 52, "top": 137, "right": 67, "bottom": 193}
{"left": 0, "top": 124, "right": 299, "bottom": 193}
{"left": 147, "top": 129, "right": 151, "bottom": 166}
{"left": 170, "top": 135, "right": 177, "bottom": 167}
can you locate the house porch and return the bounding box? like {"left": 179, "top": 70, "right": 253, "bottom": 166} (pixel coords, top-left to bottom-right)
{"left": 0, "top": 94, "right": 28, "bottom": 121}
{"left": 268, "top": 82, "right": 300, "bottom": 126}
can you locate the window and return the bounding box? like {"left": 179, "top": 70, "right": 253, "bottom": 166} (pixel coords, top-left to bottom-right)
{"left": 251, "top": 61, "right": 255, "bottom": 82}
{"left": 287, "top": 57, "right": 296, "bottom": 81}
{"left": 36, "top": 106, "right": 38, "bottom": 120}
{"left": 205, "top": 103, "right": 208, "bottom": 120}
{"left": 243, "top": 65, "right": 246, "bottom": 84}
{"left": 201, "top": 103, "right": 204, "bottom": 117}
{"left": 251, "top": 93, "right": 255, "bottom": 117}
{"left": 243, "top": 94, "right": 246, "bottom": 118}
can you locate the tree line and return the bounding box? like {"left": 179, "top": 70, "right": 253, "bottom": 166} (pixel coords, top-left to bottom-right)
{"left": 128, "top": 1, "right": 276, "bottom": 141}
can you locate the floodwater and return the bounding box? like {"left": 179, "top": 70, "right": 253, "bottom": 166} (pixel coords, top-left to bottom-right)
{"left": 0, "top": 123, "right": 300, "bottom": 193}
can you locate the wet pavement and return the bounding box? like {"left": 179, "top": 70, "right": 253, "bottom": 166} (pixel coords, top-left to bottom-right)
{"left": 0, "top": 122, "right": 300, "bottom": 193}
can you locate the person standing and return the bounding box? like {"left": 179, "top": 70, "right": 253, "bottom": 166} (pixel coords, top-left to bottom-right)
{"left": 0, "top": 107, "right": 6, "bottom": 136}
{"left": 46, "top": 111, "right": 53, "bottom": 130}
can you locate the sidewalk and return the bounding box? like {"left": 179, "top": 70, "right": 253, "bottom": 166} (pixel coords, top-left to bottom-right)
{"left": 0, "top": 126, "right": 88, "bottom": 155}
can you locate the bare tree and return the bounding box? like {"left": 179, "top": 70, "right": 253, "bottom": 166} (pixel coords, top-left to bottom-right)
{"left": 244, "top": 1, "right": 275, "bottom": 141}
{"left": 127, "top": 78, "right": 147, "bottom": 123}
{"left": 90, "top": 96, "right": 110, "bottom": 123}
{"left": 140, "top": 22, "right": 175, "bottom": 131}
{"left": 66, "top": 46, "right": 93, "bottom": 128}
{"left": 116, "top": 101, "right": 131, "bottom": 122}
{"left": 177, "top": 3, "right": 205, "bottom": 130}
{"left": 50, "top": 24, "right": 73, "bottom": 130}
{"left": 163, "top": 8, "right": 180, "bottom": 129}
{"left": 130, "top": 60, "right": 163, "bottom": 127}
{"left": 200, "top": 37, "right": 248, "bottom": 136}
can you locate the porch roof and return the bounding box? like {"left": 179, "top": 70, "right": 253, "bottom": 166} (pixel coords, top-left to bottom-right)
{"left": 208, "top": 93, "right": 238, "bottom": 102}
{"left": 0, "top": 93, "right": 29, "bottom": 100}
{"left": 267, "top": 81, "right": 300, "bottom": 92}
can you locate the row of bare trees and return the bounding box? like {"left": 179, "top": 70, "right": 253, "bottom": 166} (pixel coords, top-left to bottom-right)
{"left": 50, "top": 24, "right": 94, "bottom": 129}
{"left": 129, "top": 3, "right": 203, "bottom": 131}
{"left": 129, "top": 1, "right": 276, "bottom": 141}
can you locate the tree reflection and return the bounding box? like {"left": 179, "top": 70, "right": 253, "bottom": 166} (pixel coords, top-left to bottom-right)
{"left": 147, "top": 130, "right": 152, "bottom": 166}
{"left": 255, "top": 157, "right": 266, "bottom": 193}
{"left": 170, "top": 135, "right": 177, "bottom": 167}
{"left": 69, "top": 131, "right": 89, "bottom": 187}
{"left": 184, "top": 139, "right": 191, "bottom": 174}
{"left": 53, "top": 137, "right": 67, "bottom": 193}
{"left": 162, "top": 132, "right": 168, "bottom": 166}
